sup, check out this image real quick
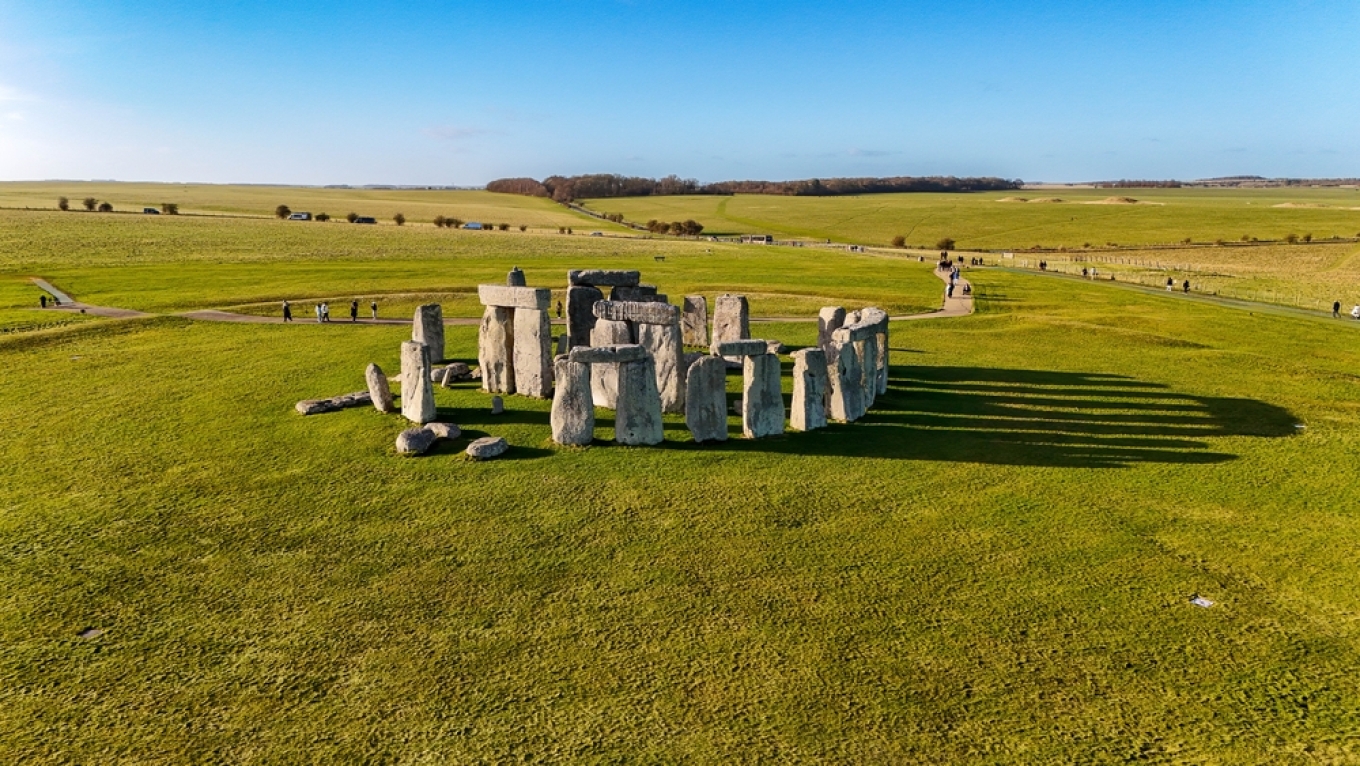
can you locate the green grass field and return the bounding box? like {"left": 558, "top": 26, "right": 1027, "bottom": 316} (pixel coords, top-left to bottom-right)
{"left": 3, "top": 202, "right": 1360, "bottom": 762}
{"left": 582, "top": 187, "right": 1360, "bottom": 250}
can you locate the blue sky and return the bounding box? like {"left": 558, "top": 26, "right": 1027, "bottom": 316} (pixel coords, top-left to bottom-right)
{"left": 0, "top": 0, "right": 1356, "bottom": 185}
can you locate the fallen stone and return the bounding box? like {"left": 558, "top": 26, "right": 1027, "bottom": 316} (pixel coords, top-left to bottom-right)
{"left": 466, "top": 436, "right": 508, "bottom": 460}
{"left": 569, "top": 269, "right": 641, "bottom": 287}
{"left": 471, "top": 367, "right": 483, "bottom": 380}
{"left": 685, "top": 355, "right": 728, "bottom": 443}
{"left": 615, "top": 356, "right": 664, "bottom": 445}
{"left": 512, "top": 307, "right": 553, "bottom": 398}
{"left": 330, "top": 391, "right": 371, "bottom": 408}
{"left": 365, "top": 363, "right": 397, "bottom": 413}
{"left": 566, "top": 284, "right": 604, "bottom": 349}
{"left": 570, "top": 343, "right": 648, "bottom": 364}
{"left": 592, "top": 300, "right": 680, "bottom": 326}
{"left": 638, "top": 319, "right": 685, "bottom": 414}
{"left": 586, "top": 321, "right": 632, "bottom": 408}
{"left": 550, "top": 355, "right": 594, "bottom": 445}
{"left": 400, "top": 341, "right": 437, "bottom": 424}
{"left": 441, "top": 362, "right": 472, "bottom": 386}
{"left": 742, "top": 353, "right": 784, "bottom": 438}
{"left": 426, "top": 422, "right": 461, "bottom": 439}
{"left": 296, "top": 399, "right": 340, "bottom": 415}
{"left": 682, "top": 295, "right": 709, "bottom": 347}
{"left": 478, "top": 305, "right": 515, "bottom": 394}
{"left": 491, "top": 395, "right": 504, "bottom": 414}
{"left": 506, "top": 267, "right": 526, "bottom": 287}
{"left": 790, "top": 348, "right": 828, "bottom": 431}
{"left": 477, "top": 284, "right": 551, "bottom": 310}
{"left": 715, "top": 339, "right": 769, "bottom": 357}
{"left": 711, "top": 294, "right": 751, "bottom": 365}
{"left": 412, "top": 304, "right": 445, "bottom": 363}
{"left": 818, "top": 306, "right": 846, "bottom": 352}
{"left": 396, "top": 427, "right": 439, "bottom": 455}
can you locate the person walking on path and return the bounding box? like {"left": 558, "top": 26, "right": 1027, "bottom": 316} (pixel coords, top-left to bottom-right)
{"left": 40, "top": 294, "right": 47, "bottom": 308}
{"left": 1166, "top": 277, "right": 1174, "bottom": 292}
{"left": 315, "top": 303, "right": 323, "bottom": 323}
{"left": 1183, "top": 279, "right": 1190, "bottom": 294}
{"left": 556, "top": 300, "right": 563, "bottom": 319}
{"left": 322, "top": 302, "right": 330, "bottom": 322}
{"left": 947, "top": 282, "right": 956, "bottom": 299}
{"left": 1352, "top": 305, "right": 1360, "bottom": 320}
{"left": 370, "top": 300, "right": 378, "bottom": 320}
{"left": 282, "top": 300, "right": 292, "bottom": 322}
{"left": 350, "top": 300, "right": 358, "bottom": 322}
{"left": 1334, "top": 301, "right": 1342, "bottom": 318}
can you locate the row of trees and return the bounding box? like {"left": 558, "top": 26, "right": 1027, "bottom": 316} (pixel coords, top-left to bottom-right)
{"left": 487, "top": 174, "right": 1022, "bottom": 201}
{"left": 645, "top": 219, "right": 704, "bottom": 236}
{"left": 57, "top": 196, "right": 176, "bottom": 213}
{"left": 892, "top": 235, "right": 955, "bottom": 250}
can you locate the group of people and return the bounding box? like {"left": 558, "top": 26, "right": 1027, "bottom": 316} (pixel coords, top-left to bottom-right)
{"left": 1332, "top": 301, "right": 1360, "bottom": 320}
{"left": 1165, "top": 277, "right": 1191, "bottom": 294}
{"left": 282, "top": 300, "right": 377, "bottom": 323}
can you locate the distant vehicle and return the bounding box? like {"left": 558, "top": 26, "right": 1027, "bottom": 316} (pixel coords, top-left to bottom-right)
{"left": 463, "top": 222, "right": 483, "bottom": 230}
{"left": 590, "top": 231, "right": 603, "bottom": 237}
{"left": 741, "top": 234, "right": 773, "bottom": 244}
{"left": 143, "top": 208, "right": 160, "bottom": 215}
{"left": 288, "top": 212, "right": 312, "bottom": 221}
{"left": 353, "top": 217, "right": 377, "bottom": 224}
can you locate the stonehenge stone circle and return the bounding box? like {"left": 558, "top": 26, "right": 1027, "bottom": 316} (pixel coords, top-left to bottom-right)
{"left": 858, "top": 334, "right": 878, "bottom": 410}
{"left": 569, "top": 269, "right": 640, "bottom": 287}
{"left": 711, "top": 294, "right": 751, "bottom": 366}
{"left": 586, "top": 319, "right": 632, "bottom": 408}
{"left": 556, "top": 334, "right": 569, "bottom": 356}
{"left": 491, "top": 395, "right": 504, "bottom": 414}
{"left": 610, "top": 284, "right": 663, "bottom": 303}
{"left": 637, "top": 318, "right": 686, "bottom": 414}
{"left": 365, "top": 363, "right": 396, "bottom": 413}
{"left": 818, "top": 307, "right": 846, "bottom": 352}
{"left": 790, "top": 348, "right": 829, "bottom": 432}
{"left": 682, "top": 295, "right": 709, "bottom": 347}
{"left": 684, "top": 355, "right": 729, "bottom": 443}
{"left": 570, "top": 341, "right": 648, "bottom": 365}
{"left": 396, "top": 427, "right": 439, "bottom": 455}
{"left": 614, "top": 354, "right": 664, "bottom": 446}
{"left": 400, "top": 340, "right": 437, "bottom": 425}
{"left": 478, "top": 306, "right": 515, "bottom": 394}
{"left": 507, "top": 267, "right": 526, "bottom": 286}
{"left": 477, "top": 284, "right": 551, "bottom": 311}
{"left": 592, "top": 300, "right": 680, "bottom": 326}
{"left": 425, "top": 422, "right": 460, "bottom": 440}
{"left": 296, "top": 392, "right": 372, "bottom": 416}
{"left": 715, "top": 339, "right": 769, "bottom": 357}
{"left": 742, "top": 353, "right": 785, "bottom": 439}
{"left": 466, "top": 436, "right": 509, "bottom": 460}
{"left": 512, "top": 308, "right": 553, "bottom": 398}
{"left": 412, "top": 304, "right": 445, "bottom": 364}
{"left": 566, "top": 285, "right": 604, "bottom": 348}
{"left": 827, "top": 339, "right": 864, "bottom": 423}
{"left": 550, "top": 355, "right": 595, "bottom": 446}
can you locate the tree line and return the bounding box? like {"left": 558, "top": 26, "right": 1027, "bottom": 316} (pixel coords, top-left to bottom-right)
{"left": 487, "top": 174, "right": 1021, "bottom": 201}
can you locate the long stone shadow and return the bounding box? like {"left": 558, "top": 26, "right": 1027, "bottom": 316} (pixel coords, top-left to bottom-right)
{"left": 687, "top": 366, "right": 1299, "bottom": 468}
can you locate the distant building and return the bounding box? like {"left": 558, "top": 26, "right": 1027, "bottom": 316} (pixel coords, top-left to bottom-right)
{"left": 741, "top": 234, "right": 773, "bottom": 244}
{"left": 143, "top": 208, "right": 160, "bottom": 215}
{"left": 463, "top": 222, "right": 483, "bottom": 230}
{"left": 288, "top": 212, "right": 312, "bottom": 221}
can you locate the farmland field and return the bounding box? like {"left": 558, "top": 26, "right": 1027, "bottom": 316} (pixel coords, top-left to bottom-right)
{"left": 3, "top": 204, "right": 1360, "bottom": 762}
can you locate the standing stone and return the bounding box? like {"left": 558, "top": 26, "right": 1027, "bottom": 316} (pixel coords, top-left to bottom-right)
{"left": 710, "top": 294, "right": 751, "bottom": 366}
{"left": 818, "top": 307, "right": 846, "bottom": 353}
{"left": 507, "top": 267, "right": 526, "bottom": 287}
{"left": 615, "top": 356, "right": 664, "bottom": 446}
{"left": 876, "top": 330, "right": 889, "bottom": 395}
{"left": 556, "top": 334, "right": 569, "bottom": 356}
{"left": 365, "top": 363, "right": 396, "bottom": 413}
{"left": 858, "top": 334, "right": 878, "bottom": 411}
{"left": 400, "top": 341, "right": 437, "bottom": 425}
{"left": 827, "top": 340, "right": 863, "bottom": 423}
{"left": 491, "top": 395, "right": 504, "bottom": 414}
{"left": 742, "top": 353, "right": 784, "bottom": 439}
{"left": 588, "top": 319, "right": 631, "bottom": 408}
{"left": 566, "top": 285, "right": 604, "bottom": 349}
{"left": 478, "top": 306, "right": 515, "bottom": 394}
{"left": 685, "top": 355, "right": 728, "bottom": 443}
{"left": 637, "top": 319, "right": 686, "bottom": 414}
{"left": 790, "top": 348, "right": 828, "bottom": 432}
{"left": 413, "top": 304, "right": 445, "bottom": 364}
{"left": 550, "top": 355, "right": 594, "bottom": 445}
{"left": 513, "top": 308, "right": 553, "bottom": 398}
{"left": 682, "top": 295, "right": 708, "bottom": 347}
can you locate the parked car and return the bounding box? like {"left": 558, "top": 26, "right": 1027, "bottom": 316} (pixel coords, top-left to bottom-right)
{"left": 590, "top": 231, "right": 603, "bottom": 237}
{"left": 463, "top": 222, "right": 483, "bottom": 230}
{"left": 143, "top": 208, "right": 160, "bottom": 215}
{"left": 354, "top": 217, "right": 377, "bottom": 224}
{"left": 288, "top": 212, "right": 312, "bottom": 221}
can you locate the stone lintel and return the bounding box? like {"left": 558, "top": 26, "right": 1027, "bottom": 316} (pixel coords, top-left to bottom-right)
{"left": 592, "top": 300, "right": 679, "bottom": 325}
{"left": 568, "top": 269, "right": 641, "bottom": 287}
{"left": 478, "top": 284, "right": 551, "bottom": 310}
{"left": 569, "top": 344, "right": 649, "bottom": 364}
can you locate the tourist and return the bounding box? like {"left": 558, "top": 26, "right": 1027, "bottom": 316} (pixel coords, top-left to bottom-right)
{"left": 322, "top": 302, "right": 330, "bottom": 322}
{"left": 350, "top": 300, "right": 358, "bottom": 322}
{"left": 556, "top": 300, "right": 563, "bottom": 319}
{"left": 1352, "top": 305, "right": 1360, "bottom": 320}
{"left": 1183, "top": 280, "right": 1190, "bottom": 293}
{"left": 40, "top": 295, "right": 47, "bottom": 308}
{"left": 315, "top": 303, "right": 322, "bottom": 323}
{"left": 282, "top": 300, "right": 292, "bottom": 322}
{"left": 370, "top": 300, "right": 378, "bottom": 320}
{"left": 1082, "top": 267, "right": 1088, "bottom": 277}
{"left": 947, "top": 282, "right": 955, "bottom": 298}
{"left": 1334, "top": 301, "right": 1342, "bottom": 318}
{"left": 1166, "top": 277, "right": 1174, "bottom": 292}
{"left": 963, "top": 283, "right": 972, "bottom": 295}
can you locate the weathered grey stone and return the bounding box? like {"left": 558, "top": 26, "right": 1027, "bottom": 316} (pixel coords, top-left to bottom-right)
{"left": 478, "top": 306, "right": 515, "bottom": 394}
{"left": 331, "top": 391, "right": 371, "bottom": 407}
{"left": 426, "top": 422, "right": 461, "bottom": 440}
{"left": 491, "top": 395, "right": 504, "bottom": 414}
{"left": 715, "top": 339, "right": 769, "bottom": 357}
{"left": 615, "top": 356, "right": 664, "bottom": 445}
{"left": 365, "top": 363, "right": 396, "bottom": 413}
{"left": 586, "top": 322, "right": 633, "bottom": 408}
{"left": 638, "top": 319, "right": 685, "bottom": 414}
{"left": 833, "top": 307, "right": 890, "bottom": 343}
{"left": 766, "top": 340, "right": 786, "bottom": 355}
{"left": 296, "top": 399, "right": 339, "bottom": 416}
{"left": 512, "top": 308, "right": 553, "bottom": 398}
{"left": 684, "top": 355, "right": 728, "bottom": 443}
{"left": 440, "top": 362, "right": 472, "bottom": 386}
{"left": 876, "top": 330, "right": 889, "bottom": 395}
{"left": 555, "top": 334, "right": 569, "bottom": 356}
{"left": 681, "top": 295, "right": 709, "bottom": 347}
{"left": 477, "top": 284, "right": 551, "bottom": 310}
{"left": 731, "top": 397, "right": 744, "bottom": 416}
{"left": 592, "top": 300, "right": 680, "bottom": 326}
{"left": 412, "top": 304, "right": 445, "bottom": 363}
{"left": 396, "top": 427, "right": 439, "bottom": 455}
{"left": 571, "top": 342, "right": 648, "bottom": 364}
{"left": 566, "top": 285, "right": 604, "bottom": 349}
{"left": 858, "top": 334, "right": 879, "bottom": 410}
{"left": 790, "top": 348, "right": 828, "bottom": 432}
{"left": 506, "top": 267, "right": 526, "bottom": 286}
{"left": 711, "top": 294, "right": 751, "bottom": 365}
{"left": 742, "top": 353, "right": 784, "bottom": 439}
{"left": 400, "top": 341, "right": 437, "bottom": 425}
{"left": 610, "top": 284, "right": 659, "bottom": 302}
{"left": 466, "top": 436, "right": 508, "bottom": 459}
{"left": 818, "top": 307, "right": 846, "bottom": 352}
{"left": 550, "top": 355, "right": 594, "bottom": 445}
{"left": 568, "top": 269, "right": 640, "bottom": 287}
{"left": 683, "top": 351, "right": 705, "bottom": 372}
{"left": 827, "top": 340, "right": 863, "bottom": 423}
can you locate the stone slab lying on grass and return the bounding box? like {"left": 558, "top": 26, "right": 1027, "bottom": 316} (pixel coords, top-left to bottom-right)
{"left": 439, "top": 362, "right": 472, "bottom": 386}
{"left": 296, "top": 391, "right": 373, "bottom": 415}
{"left": 466, "top": 436, "right": 509, "bottom": 459}
{"left": 396, "top": 427, "right": 439, "bottom": 455}
{"left": 569, "top": 269, "right": 640, "bottom": 287}
{"left": 592, "top": 300, "right": 680, "bottom": 325}
{"left": 477, "top": 284, "right": 551, "bottom": 310}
